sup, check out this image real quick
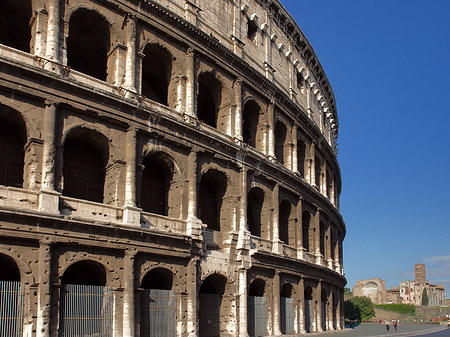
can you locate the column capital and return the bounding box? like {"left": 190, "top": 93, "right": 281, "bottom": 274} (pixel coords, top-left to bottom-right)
{"left": 44, "top": 99, "right": 59, "bottom": 107}
{"left": 186, "top": 47, "right": 196, "bottom": 57}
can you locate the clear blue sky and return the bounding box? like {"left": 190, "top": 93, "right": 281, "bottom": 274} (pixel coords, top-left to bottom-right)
{"left": 281, "top": 0, "right": 450, "bottom": 297}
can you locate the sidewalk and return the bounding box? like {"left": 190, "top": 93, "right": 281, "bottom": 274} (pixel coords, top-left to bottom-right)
{"left": 308, "top": 323, "right": 448, "bottom": 337}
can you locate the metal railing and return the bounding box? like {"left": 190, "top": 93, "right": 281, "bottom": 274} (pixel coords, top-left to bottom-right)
{"left": 0, "top": 281, "right": 24, "bottom": 337}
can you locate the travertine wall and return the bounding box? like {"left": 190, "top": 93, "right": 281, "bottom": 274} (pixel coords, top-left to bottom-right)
{"left": 0, "top": 0, "right": 345, "bottom": 336}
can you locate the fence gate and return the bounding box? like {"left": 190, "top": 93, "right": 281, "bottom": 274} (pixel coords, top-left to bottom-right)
{"left": 304, "top": 299, "right": 312, "bottom": 333}
{"left": 247, "top": 296, "right": 266, "bottom": 337}
{"left": 280, "top": 297, "right": 295, "bottom": 334}
{"left": 0, "top": 281, "right": 24, "bottom": 337}
{"left": 198, "top": 294, "right": 221, "bottom": 337}
{"left": 140, "top": 289, "right": 176, "bottom": 337}
{"left": 59, "top": 284, "right": 113, "bottom": 337}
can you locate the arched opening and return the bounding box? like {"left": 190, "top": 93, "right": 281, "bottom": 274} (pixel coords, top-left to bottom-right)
{"left": 326, "top": 168, "right": 332, "bottom": 199}
{"left": 321, "top": 289, "right": 328, "bottom": 331}
{"left": 60, "top": 261, "right": 113, "bottom": 337}
{"left": 0, "top": 255, "right": 23, "bottom": 334}
{"left": 248, "top": 279, "right": 266, "bottom": 337}
{"left": 141, "top": 268, "right": 176, "bottom": 337}
{"left": 297, "top": 139, "right": 306, "bottom": 177}
{"left": 302, "top": 211, "right": 310, "bottom": 252}
{"left": 0, "top": 0, "right": 31, "bottom": 52}
{"left": 279, "top": 199, "right": 291, "bottom": 245}
{"left": 199, "top": 170, "right": 227, "bottom": 231}
{"left": 141, "top": 44, "right": 172, "bottom": 106}
{"left": 280, "top": 283, "right": 294, "bottom": 335}
{"left": 304, "top": 287, "right": 313, "bottom": 333}
{"left": 140, "top": 153, "right": 174, "bottom": 216}
{"left": 199, "top": 274, "right": 227, "bottom": 337}
{"left": 197, "top": 72, "right": 222, "bottom": 128}
{"left": 63, "top": 136, "right": 106, "bottom": 203}
{"left": 67, "top": 9, "right": 110, "bottom": 81}
{"left": 315, "top": 156, "right": 321, "bottom": 189}
{"left": 332, "top": 291, "right": 337, "bottom": 330}
{"left": 331, "top": 227, "right": 336, "bottom": 262}
{"left": 320, "top": 221, "right": 326, "bottom": 258}
{"left": 0, "top": 117, "right": 25, "bottom": 188}
{"left": 275, "top": 120, "right": 287, "bottom": 164}
{"left": 242, "top": 100, "right": 260, "bottom": 148}
{"left": 247, "top": 187, "right": 264, "bottom": 237}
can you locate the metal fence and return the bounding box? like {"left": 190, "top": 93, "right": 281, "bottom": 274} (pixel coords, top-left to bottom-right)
{"left": 280, "top": 297, "right": 295, "bottom": 334}
{"left": 198, "top": 294, "right": 221, "bottom": 337}
{"left": 0, "top": 281, "right": 24, "bottom": 337}
{"left": 59, "top": 284, "right": 113, "bottom": 337}
{"left": 248, "top": 296, "right": 267, "bottom": 337}
{"left": 140, "top": 289, "right": 176, "bottom": 337}
{"left": 304, "top": 299, "right": 312, "bottom": 333}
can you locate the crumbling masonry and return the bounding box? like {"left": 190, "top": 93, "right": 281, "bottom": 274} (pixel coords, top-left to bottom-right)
{"left": 0, "top": 0, "right": 346, "bottom": 336}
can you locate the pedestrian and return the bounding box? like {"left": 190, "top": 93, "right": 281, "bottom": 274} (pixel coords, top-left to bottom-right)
{"left": 386, "top": 320, "right": 390, "bottom": 331}
{"left": 393, "top": 321, "right": 397, "bottom": 331}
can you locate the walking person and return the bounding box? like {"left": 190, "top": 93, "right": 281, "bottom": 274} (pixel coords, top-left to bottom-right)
{"left": 386, "top": 320, "right": 390, "bottom": 331}
{"left": 393, "top": 321, "right": 397, "bottom": 331}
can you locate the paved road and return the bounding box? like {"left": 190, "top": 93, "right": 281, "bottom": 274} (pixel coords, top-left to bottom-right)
{"left": 308, "top": 323, "right": 449, "bottom": 337}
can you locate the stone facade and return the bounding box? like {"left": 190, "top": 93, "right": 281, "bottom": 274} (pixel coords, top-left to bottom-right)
{"left": 352, "top": 278, "right": 386, "bottom": 305}
{"left": 0, "top": 0, "right": 345, "bottom": 336}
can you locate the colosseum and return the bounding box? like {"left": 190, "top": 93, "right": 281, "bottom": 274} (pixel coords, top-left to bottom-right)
{"left": 0, "top": 0, "right": 346, "bottom": 336}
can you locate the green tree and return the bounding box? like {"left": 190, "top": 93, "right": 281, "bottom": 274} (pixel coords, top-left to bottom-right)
{"left": 344, "top": 287, "right": 352, "bottom": 296}
{"left": 351, "top": 296, "right": 376, "bottom": 321}
{"left": 344, "top": 300, "right": 360, "bottom": 321}
{"left": 422, "top": 288, "right": 429, "bottom": 306}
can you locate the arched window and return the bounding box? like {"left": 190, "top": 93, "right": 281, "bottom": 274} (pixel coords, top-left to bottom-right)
{"left": 320, "top": 221, "right": 326, "bottom": 258}
{"left": 199, "top": 170, "right": 227, "bottom": 231}
{"left": 304, "top": 287, "right": 313, "bottom": 333}
{"left": 315, "top": 156, "right": 322, "bottom": 189}
{"left": 199, "top": 274, "right": 227, "bottom": 337}
{"left": 297, "top": 139, "right": 306, "bottom": 177}
{"left": 0, "top": 255, "right": 23, "bottom": 334}
{"left": 302, "top": 211, "right": 310, "bottom": 252}
{"left": 60, "top": 261, "right": 113, "bottom": 337}
{"left": 242, "top": 100, "right": 260, "bottom": 148}
{"left": 280, "top": 284, "right": 294, "bottom": 335}
{"left": 63, "top": 137, "right": 106, "bottom": 203}
{"left": 0, "top": 254, "right": 20, "bottom": 282}
{"left": 275, "top": 120, "right": 287, "bottom": 164}
{"left": 321, "top": 289, "right": 328, "bottom": 331}
{"left": 0, "top": 0, "right": 31, "bottom": 52}
{"left": 248, "top": 279, "right": 266, "bottom": 337}
{"left": 140, "top": 153, "right": 173, "bottom": 216}
{"left": 0, "top": 121, "right": 25, "bottom": 188}
{"left": 67, "top": 9, "right": 110, "bottom": 81}
{"left": 247, "top": 187, "right": 264, "bottom": 237}
{"left": 279, "top": 200, "right": 291, "bottom": 244}
{"left": 141, "top": 268, "right": 175, "bottom": 337}
{"left": 141, "top": 44, "right": 172, "bottom": 106}
{"left": 197, "top": 72, "right": 222, "bottom": 128}
{"left": 326, "top": 168, "right": 332, "bottom": 198}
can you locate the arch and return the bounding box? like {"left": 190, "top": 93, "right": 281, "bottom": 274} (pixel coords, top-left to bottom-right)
{"left": 279, "top": 199, "right": 291, "bottom": 244}
{"left": 247, "top": 187, "right": 264, "bottom": 237}
{"left": 321, "top": 288, "right": 328, "bottom": 331}
{"left": 0, "top": 0, "right": 31, "bottom": 52}
{"left": 248, "top": 278, "right": 267, "bottom": 337}
{"left": 197, "top": 72, "right": 222, "bottom": 128}
{"left": 62, "top": 127, "right": 109, "bottom": 203}
{"left": 199, "top": 273, "right": 228, "bottom": 337}
{"left": 326, "top": 168, "right": 332, "bottom": 198}
{"left": 67, "top": 8, "right": 110, "bottom": 80}
{"left": 281, "top": 283, "right": 293, "bottom": 298}
{"left": 141, "top": 267, "right": 173, "bottom": 290}
{"left": 0, "top": 254, "right": 20, "bottom": 282}
{"left": 297, "top": 138, "right": 307, "bottom": 177}
{"left": 274, "top": 120, "right": 287, "bottom": 164}
{"left": 0, "top": 106, "right": 27, "bottom": 188}
{"left": 320, "top": 221, "right": 326, "bottom": 258}
{"left": 61, "top": 260, "right": 106, "bottom": 286}
{"left": 315, "top": 155, "right": 322, "bottom": 189}
{"left": 198, "top": 169, "right": 227, "bottom": 231}
{"left": 248, "top": 278, "right": 265, "bottom": 297}
{"left": 304, "top": 286, "right": 313, "bottom": 333}
{"left": 140, "top": 152, "right": 175, "bottom": 216}
{"left": 141, "top": 43, "right": 172, "bottom": 106}
{"left": 242, "top": 99, "right": 262, "bottom": 149}
{"left": 280, "top": 283, "right": 295, "bottom": 334}
{"left": 0, "top": 248, "right": 34, "bottom": 285}
{"left": 302, "top": 211, "right": 310, "bottom": 252}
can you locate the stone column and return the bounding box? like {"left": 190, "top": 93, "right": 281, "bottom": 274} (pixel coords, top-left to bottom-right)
{"left": 267, "top": 101, "right": 275, "bottom": 158}
{"left": 296, "top": 198, "right": 303, "bottom": 259}
{"left": 123, "top": 127, "right": 140, "bottom": 225}
{"left": 186, "top": 150, "right": 202, "bottom": 238}
{"left": 272, "top": 272, "right": 281, "bottom": 335}
{"left": 39, "top": 101, "right": 60, "bottom": 213}
{"left": 124, "top": 15, "right": 137, "bottom": 94}
{"left": 326, "top": 223, "right": 333, "bottom": 269}
{"left": 298, "top": 279, "right": 306, "bottom": 334}
{"left": 272, "top": 184, "right": 281, "bottom": 254}
{"left": 186, "top": 258, "right": 198, "bottom": 337}
{"left": 292, "top": 125, "right": 298, "bottom": 172}
{"left": 185, "top": 48, "right": 196, "bottom": 117}
{"left": 36, "top": 240, "right": 52, "bottom": 337}
{"left": 122, "top": 249, "right": 136, "bottom": 337}
{"left": 45, "top": 0, "right": 60, "bottom": 71}
{"left": 310, "top": 142, "right": 316, "bottom": 186}
{"left": 234, "top": 79, "right": 243, "bottom": 140}
{"left": 239, "top": 166, "right": 247, "bottom": 231}
{"left": 317, "top": 281, "right": 323, "bottom": 332}
{"left": 176, "top": 75, "right": 187, "bottom": 113}
{"left": 238, "top": 269, "right": 249, "bottom": 337}
{"left": 314, "top": 209, "right": 321, "bottom": 264}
